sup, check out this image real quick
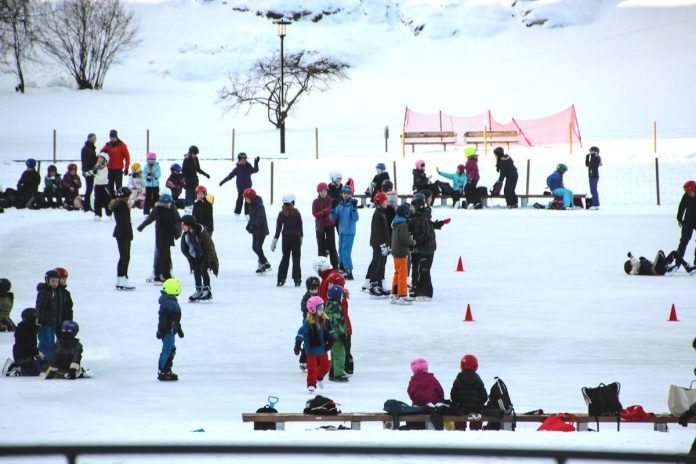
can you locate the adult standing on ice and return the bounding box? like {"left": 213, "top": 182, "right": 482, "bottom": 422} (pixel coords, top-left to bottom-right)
{"left": 585, "top": 146, "right": 602, "bottom": 210}
{"left": 219, "top": 152, "right": 259, "bottom": 218}
{"left": 676, "top": 180, "right": 696, "bottom": 272}
{"left": 81, "top": 133, "right": 97, "bottom": 212}
{"left": 182, "top": 145, "right": 210, "bottom": 207}
{"left": 99, "top": 129, "right": 130, "bottom": 193}
{"left": 109, "top": 186, "right": 135, "bottom": 290}
{"left": 312, "top": 182, "right": 339, "bottom": 268}
{"left": 493, "top": 147, "right": 518, "bottom": 208}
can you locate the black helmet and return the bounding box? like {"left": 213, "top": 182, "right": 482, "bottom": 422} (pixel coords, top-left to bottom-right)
{"left": 117, "top": 186, "right": 132, "bottom": 198}
{"left": 381, "top": 179, "right": 393, "bottom": 191}
{"left": 21, "top": 308, "right": 38, "bottom": 323}
{"left": 188, "top": 145, "right": 199, "bottom": 155}
{"left": 181, "top": 214, "right": 197, "bottom": 226}
{"left": 305, "top": 276, "right": 320, "bottom": 291}
{"left": 61, "top": 320, "right": 79, "bottom": 337}
{"left": 44, "top": 269, "right": 60, "bottom": 283}
{"left": 590, "top": 146, "right": 600, "bottom": 155}
{"left": 0, "top": 278, "right": 10, "bottom": 293}
{"left": 623, "top": 260, "right": 632, "bottom": 274}
{"left": 493, "top": 147, "right": 505, "bottom": 157}
{"left": 396, "top": 203, "right": 412, "bottom": 218}
{"left": 237, "top": 152, "right": 247, "bottom": 160}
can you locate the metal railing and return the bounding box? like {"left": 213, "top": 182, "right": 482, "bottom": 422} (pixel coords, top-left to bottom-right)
{"left": 0, "top": 444, "right": 690, "bottom": 464}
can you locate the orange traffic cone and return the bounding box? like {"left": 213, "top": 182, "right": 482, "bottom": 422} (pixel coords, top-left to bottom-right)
{"left": 668, "top": 304, "right": 679, "bottom": 322}
{"left": 464, "top": 304, "right": 474, "bottom": 322}
{"left": 456, "top": 256, "right": 465, "bottom": 272}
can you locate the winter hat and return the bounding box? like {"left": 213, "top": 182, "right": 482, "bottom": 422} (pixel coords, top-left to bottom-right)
{"left": 457, "top": 164, "right": 465, "bottom": 172}
{"left": 147, "top": 152, "right": 157, "bottom": 161}
{"left": 109, "top": 129, "right": 118, "bottom": 138}
{"left": 159, "top": 193, "right": 173, "bottom": 203}
{"left": 684, "top": 180, "right": 696, "bottom": 193}
{"left": 346, "top": 177, "right": 355, "bottom": 191}
{"left": 410, "top": 357, "right": 429, "bottom": 374}
{"left": 327, "top": 284, "right": 344, "bottom": 301}
{"left": 396, "top": 203, "right": 411, "bottom": 218}
{"left": 373, "top": 191, "right": 388, "bottom": 205}
{"left": 341, "top": 185, "right": 353, "bottom": 195}
{"left": 47, "top": 164, "right": 57, "bottom": 173}
{"left": 25, "top": 158, "right": 36, "bottom": 168}
{"left": 381, "top": 179, "right": 393, "bottom": 191}
{"left": 181, "top": 214, "right": 197, "bottom": 226}
{"left": 195, "top": 185, "right": 207, "bottom": 194}
{"left": 312, "top": 256, "right": 331, "bottom": 273}
{"left": 326, "top": 272, "right": 345, "bottom": 288}
{"left": 316, "top": 182, "right": 328, "bottom": 192}
{"left": 0, "top": 278, "right": 10, "bottom": 293}
{"left": 415, "top": 160, "right": 425, "bottom": 169}
{"left": 376, "top": 162, "right": 386, "bottom": 171}
{"left": 68, "top": 163, "right": 78, "bottom": 171}
{"left": 329, "top": 171, "right": 342, "bottom": 182}
{"left": 493, "top": 147, "right": 505, "bottom": 157}
{"left": 131, "top": 162, "right": 142, "bottom": 173}
{"left": 243, "top": 187, "right": 256, "bottom": 201}
{"left": 116, "top": 186, "right": 132, "bottom": 198}
{"left": 55, "top": 267, "right": 68, "bottom": 279}
{"left": 464, "top": 146, "right": 477, "bottom": 158}
{"left": 411, "top": 193, "right": 426, "bottom": 209}
{"left": 460, "top": 354, "right": 478, "bottom": 372}
{"left": 21, "top": 308, "right": 37, "bottom": 323}
{"left": 188, "top": 145, "right": 199, "bottom": 155}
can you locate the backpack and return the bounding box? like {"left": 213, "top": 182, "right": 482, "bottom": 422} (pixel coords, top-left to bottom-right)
{"left": 490, "top": 181, "right": 503, "bottom": 196}
{"left": 253, "top": 395, "right": 279, "bottom": 431}
{"left": 581, "top": 382, "right": 622, "bottom": 431}
{"left": 304, "top": 395, "right": 339, "bottom": 415}
{"left": 482, "top": 377, "right": 516, "bottom": 431}
{"left": 383, "top": 399, "right": 428, "bottom": 430}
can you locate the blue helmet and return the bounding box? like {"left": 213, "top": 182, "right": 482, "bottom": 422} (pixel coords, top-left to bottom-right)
{"left": 171, "top": 163, "right": 182, "bottom": 173}
{"left": 159, "top": 193, "right": 173, "bottom": 203}
{"left": 396, "top": 203, "right": 412, "bottom": 218}
{"left": 61, "top": 320, "right": 79, "bottom": 337}
{"left": 327, "top": 284, "right": 344, "bottom": 301}
{"left": 376, "top": 162, "right": 386, "bottom": 171}
{"left": 341, "top": 185, "right": 353, "bottom": 194}
{"left": 25, "top": 158, "right": 37, "bottom": 168}
{"left": 411, "top": 193, "right": 426, "bottom": 209}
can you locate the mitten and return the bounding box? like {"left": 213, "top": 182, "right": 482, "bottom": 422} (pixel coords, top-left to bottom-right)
{"left": 123, "top": 169, "right": 129, "bottom": 176}
{"left": 380, "top": 243, "right": 389, "bottom": 256}
{"left": 270, "top": 238, "right": 278, "bottom": 252}
{"left": 351, "top": 199, "right": 357, "bottom": 207}
{"left": 177, "top": 327, "right": 184, "bottom": 338}
{"left": 254, "top": 156, "right": 260, "bottom": 164}
{"left": 219, "top": 180, "right": 224, "bottom": 187}
{"left": 442, "top": 218, "right": 451, "bottom": 224}
{"left": 203, "top": 172, "right": 210, "bottom": 179}
{"left": 293, "top": 341, "right": 301, "bottom": 355}
{"left": 156, "top": 331, "right": 162, "bottom": 339}
{"left": 245, "top": 224, "right": 252, "bottom": 233}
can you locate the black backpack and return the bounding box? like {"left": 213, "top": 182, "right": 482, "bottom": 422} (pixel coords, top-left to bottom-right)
{"left": 253, "top": 395, "right": 279, "bottom": 431}
{"left": 582, "top": 382, "right": 622, "bottom": 431}
{"left": 482, "top": 377, "right": 516, "bottom": 431}
{"left": 304, "top": 395, "right": 339, "bottom": 415}
{"left": 383, "top": 399, "right": 428, "bottom": 430}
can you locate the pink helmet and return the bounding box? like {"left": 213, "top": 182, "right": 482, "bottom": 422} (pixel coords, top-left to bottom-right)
{"left": 457, "top": 164, "right": 465, "bottom": 172}
{"left": 306, "top": 296, "right": 325, "bottom": 314}
{"left": 147, "top": 152, "right": 157, "bottom": 161}
{"left": 410, "top": 357, "right": 429, "bottom": 374}
{"left": 415, "top": 160, "right": 425, "bottom": 169}
{"left": 316, "top": 182, "right": 328, "bottom": 192}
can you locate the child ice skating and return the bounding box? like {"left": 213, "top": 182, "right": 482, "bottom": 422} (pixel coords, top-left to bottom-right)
{"left": 36, "top": 269, "right": 61, "bottom": 365}
{"left": 54, "top": 267, "right": 74, "bottom": 338}
{"left": 408, "top": 357, "right": 445, "bottom": 406}
{"left": 127, "top": 162, "right": 146, "bottom": 209}
{"left": 109, "top": 187, "right": 135, "bottom": 290}
{"left": 325, "top": 285, "right": 349, "bottom": 382}
{"left": 312, "top": 182, "right": 339, "bottom": 268}
{"left": 166, "top": 163, "right": 185, "bottom": 208}
{"left": 45, "top": 320, "right": 88, "bottom": 379}
{"left": 409, "top": 193, "right": 450, "bottom": 300}
{"left": 330, "top": 185, "right": 359, "bottom": 280}
{"left": 138, "top": 192, "right": 182, "bottom": 283}
{"left": 365, "top": 191, "right": 391, "bottom": 297}
{"left": 298, "top": 276, "right": 321, "bottom": 371}
{"left": 244, "top": 188, "right": 271, "bottom": 274}
{"left": 182, "top": 145, "right": 210, "bottom": 207}
{"left": 180, "top": 215, "right": 219, "bottom": 302}
{"left": 219, "top": 152, "right": 260, "bottom": 217}
{"left": 143, "top": 153, "right": 161, "bottom": 214}
{"left": 157, "top": 278, "right": 184, "bottom": 381}
{"left": 5, "top": 308, "right": 41, "bottom": 377}
{"left": 192, "top": 186, "right": 214, "bottom": 234}
{"left": 294, "top": 296, "right": 334, "bottom": 393}
{"left": 391, "top": 203, "right": 416, "bottom": 305}
{"left": 0, "top": 278, "right": 16, "bottom": 331}
{"left": 271, "top": 194, "right": 303, "bottom": 286}
{"left": 85, "top": 153, "right": 112, "bottom": 220}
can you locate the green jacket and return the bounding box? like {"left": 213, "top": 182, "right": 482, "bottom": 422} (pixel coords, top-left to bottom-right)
{"left": 0, "top": 294, "right": 12, "bottom": 319}
{"left": 325, "top": 300, "right": 346, "bottom": 338}
{"left": 44, "top": 175, "right": 62, "bottom": 194}
{"left": 391, "top": 218, "right": 415, "bottom": 258}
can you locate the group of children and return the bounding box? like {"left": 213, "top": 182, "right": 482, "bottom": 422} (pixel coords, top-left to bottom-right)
{"left": 2, "top": 271, "right": 87, "bottom": 379}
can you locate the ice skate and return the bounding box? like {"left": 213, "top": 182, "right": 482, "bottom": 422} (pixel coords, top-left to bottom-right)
{"left": 198, "top": 286, "right": 213, "bottom": 303}
{"left": 299, "top": 363, "right": 307, "bottom": 372}
{"left": 415, "top": 295, "right": 432, "bottom": 302}
{"left": 277, "top": 280, "right": 285, "bottom": 287}
{"left": 146, "top": 273, "right": 156, "bottom": 283}
{"left": 307, "top": 385, "right": 316, "bottom": 393}
{"left": 391, "top": 297, "right": 413, "bottom": 306}
{"left": 369, "top": 283, "right": 388, "bottom": 299}
{"left": 317, "top": 378, "right": 324, "bottom": 389}
{"left": 361, "top": 279, "right": 370, "bottom": 292}
{"left": 188, "top": 286, "right": 203, "bottom": 302}
{"left": 294, "top": 279, "right": 302, "bottom": 287}
{"left": 116, "top": 276, "right": 135, "bottom": 291}
{"left": 330, "top": 375, "right": 349, "bottom": 382}
{"left": 158, "top": 370, "right": 179, "bottom": 381}
{"left": 2, "top": 358, "right": 14, "bottom": 376}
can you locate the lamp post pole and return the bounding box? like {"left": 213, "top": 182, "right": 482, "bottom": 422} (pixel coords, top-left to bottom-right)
{"left": 275, "top": 20, "right": 291, "bottom": 154}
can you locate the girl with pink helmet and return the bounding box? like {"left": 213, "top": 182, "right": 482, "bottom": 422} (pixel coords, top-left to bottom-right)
{"left": 294, "top": 296, "right": 335, "bottom": 393}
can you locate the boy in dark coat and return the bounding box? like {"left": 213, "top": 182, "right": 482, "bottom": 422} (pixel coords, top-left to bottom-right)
{"left": 16, "top": 158, "right": 41, "bottom": 209}
{"left": 54, "top": 267, "right": 74, "bottom": 338}
{"left": 81, "top": 133, "right": 97, "bottom": 212}
{"left": 243, "top": 188, "right": 271, "bottom": 273}
{"left": 182, "top": 145, "right": 210, "bottom": 207}
{"left": 676, "top": 180, "right": 696, "bottom": 272}
{"left": 0, "top": 278, "right": 16, "bottom": 331}
{"left": 36, "top": 269, "right": 60, "bottom": 366}
{"left": 408, "top": 357, "right": 445, "bottom": 406}
{"left": 138, "top": 193, "right": 182, "bottom": 282}
{"left": 192, "top": 185, "right": 214, "bottom": 235}
{"left": 391, "top": 203, "right": 416, "bottom": 305}
{"left": 7, "top": 308, "right": 41, "bottom": 376}
{"left": 366, "top": 162, "right": 390, "bottom": 198}
{"left": 219, "top": 152, "right": 259, "bottom": 217}
{"left": 494, "top": 147, "right": 519, "bottom": 208}
{"left": 181, "top": 215, "right": 219, "bottom": 302}
{"left": 109, "top": 187, "right": 135, "bottom": 290}
{"left": 409, "top": 193, "right": 449, "bottom": 300}
{"left": 157, "top": 279, "right": 184, "bottom": 381}
{"left": 450, "top": 354, "right": 487, "bottom": 420}
{"left": 166, "top": 163, "right": 186, "bottom": 207}
{"left": 46, "top": 320, "right": 84, "bottom": 379}
{"left": 365, "top": 191, "right": 391, "bottom": 297}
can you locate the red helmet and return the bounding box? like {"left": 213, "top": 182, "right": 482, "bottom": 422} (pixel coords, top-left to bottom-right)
{"left": 684, "top": 180, "right": 696, "bottom": 193}
{"left": 373, "top": 191, "right": 388, "bottom": 205}
{"left": 195, "top": 185, "right": 207, "bottom": 194}
{"left": 243, "top": 187, "right": 256, "bottom": 201}
{"left": 326, "top": 272, "right": 345, "bottom": 288}
{"left": 55, "top": 267, "right": 69, "bottom": 279}
{"left": 67, "top": 163, "right": 78, "bottom": 171}
{"left": 460, "top": 354, "right": 478, "bottom": 372}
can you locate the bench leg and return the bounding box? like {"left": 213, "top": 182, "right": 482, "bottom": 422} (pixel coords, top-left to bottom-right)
{"left": 360, "top": 197, "right": 366, "bottom": 208}
{"left": 520, "top": 197, "right": 529, "bottom": 208}
{"left": 577, "top": 422, "right": 589, "bottom": 432}
{"left": 351, "top": 421, "right": 361, "bottom": 431}
{"left": 654, "top": 423, "right": 668, "bottom": 432}
{"left": 481, "top": 197, "right": 488, "bottom": 208}
{"left": 276, "top": 422, "right": 285, "bottom": 431}
{"left": 502, "top": 422, "right": 514, "bottom": 431}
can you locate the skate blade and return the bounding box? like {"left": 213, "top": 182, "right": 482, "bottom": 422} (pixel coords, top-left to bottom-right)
{"left": 115, "top": 286, "right": 136, "bottom": 291}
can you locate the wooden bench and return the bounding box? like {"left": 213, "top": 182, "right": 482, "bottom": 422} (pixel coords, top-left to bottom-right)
{"left": 464, "top": 131, "right": 519, "bottom": 150}
{"left": 354, "top": 193, "right": 458, "bottom": 208}
{"left": 483, "top": 193, "right": 587, "bottom": 208}
{"left": 242, "top": 412, "right": 693, "bottom": 432}
{"left": 402, "top": 131, "right": 457, "bottom": 152}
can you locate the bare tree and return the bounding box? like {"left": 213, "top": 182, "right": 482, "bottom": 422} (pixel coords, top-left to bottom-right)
{"left": 218, "top": 50, "right": 350, "bottom": 151}
{"left": 37, "top": 0, "right": 139, "bottom": 90}
{"left": 0, "top": 0, "right": 38, "bottom": 93}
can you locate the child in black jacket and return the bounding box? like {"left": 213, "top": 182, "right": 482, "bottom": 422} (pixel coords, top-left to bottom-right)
{"left": 138, "top": 193, "right": 182, "bottom": 282}
{"left": 46, "top": 320, "right": 85, "bottom": 379}
{"left": 5, "top": 308, "right": 41, "bottom": 376}
{"left": 450, "top": 354, "right": 487, "bottom": 429}
{"left": 0, "top": 278, "right": 16, "bottom": 331}
{"left": 192, "top": 186, "right": 214, "bottom": 235}
{"left": 676, "top": 181, "right": 696, "bottom": 272}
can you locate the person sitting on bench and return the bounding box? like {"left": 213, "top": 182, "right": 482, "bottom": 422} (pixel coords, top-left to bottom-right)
{"left": 547, "top": 164, "right": 574, "bottom": 209}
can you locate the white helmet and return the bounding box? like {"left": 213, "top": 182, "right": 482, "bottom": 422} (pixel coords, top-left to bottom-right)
{"left": 329, "top": 171, "right": 342, "bottom": 182}
{"left": 312, "top": 256, "right": 331, "bottom": 273}
{"left": 97, "top": 152, "right": 110, "bottom": 164}
{"left": 282, "top": 193, "right": 296, "bottom": 204}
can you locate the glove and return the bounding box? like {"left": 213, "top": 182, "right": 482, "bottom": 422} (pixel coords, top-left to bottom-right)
{"left": 351, "top": 198, "right": 357, "bottom": 207}
{"left": 203, "top": 172, "right": 210, "bottom": 179}
{"left": 177, "top": 327, "right": 184, "bottom": 338}
{"left": 293, "top": 341, "right": 301, "bottom": 356}
{"left": 326, "top": 339, "right": 334, "bottom": 350}
{"left": 219, "top": 180, "right": 224, "bottom": 187}
{"left": 442, "top": 218, "right": 451, "bottom": 224}
{"left": 146, "top": 174, "right": 152, "bottom": 182}
{"left": 137, "top": 226, "right": 144, "bottom": 232}
{"left": 67, "top": 368, "right": 77, "bottom": 380}
{"left": 254, "top": 156, "right": 260, "bottom": 164}
{"left": 678, "top": 411, "right": 693, "bottom": 427}
{"left": 245, "top": 224, "right": 252, "bottom": 233}
{"left": 123, "top": 169, "right": 128, "bottom": 176}
{"left": 270, "top": 238, "right": 278, "bottom": 252}
{"left": 156, "top": 331, "right": 162, "bottom": 339}
{"left": 380, "top": 243, "right": 389, "bottom": 256}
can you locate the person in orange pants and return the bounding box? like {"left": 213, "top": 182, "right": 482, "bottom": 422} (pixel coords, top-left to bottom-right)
{"left": 391, "top": 203, "right": 416, "bottom": 305}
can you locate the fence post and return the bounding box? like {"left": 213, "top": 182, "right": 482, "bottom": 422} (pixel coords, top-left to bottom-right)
{"left": 384, "top": 126, "right": 389, "bottom": 153}
{"left": 526, "top": 159, "right": 531, "bottom": 195}
{"left": 146, "top": 129, "right": 150, "bottom": 155}
{"left": 315, "top": 127, "right": 319, "bottom": 160}
{"left": 655, "top": 157, "right": 660, "bottom": 206}
{"left": 232, "top": 128, "right": 236, "bottom": 160}
{"left": 53, "top": 129, "right": 57, "bottom": 163}
{"left": 271, "top": 161, "right": 275, "bottom": 205}
{"left": 392, "top": 160, "right": 397, "bottom": 192}
{"left": 652, "top": 121, "right": 657, "bottom": 154}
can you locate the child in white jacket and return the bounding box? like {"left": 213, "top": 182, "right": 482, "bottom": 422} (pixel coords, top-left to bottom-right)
{"left": 86, "top": 153, "right": 111, "bottom": 220}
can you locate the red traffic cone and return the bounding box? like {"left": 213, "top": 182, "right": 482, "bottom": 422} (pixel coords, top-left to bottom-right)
{"left": 668, "top": 304, "right": 679, "bottom": 322}
{"left": 464, "top": 304, "right": 474, "bottom": 322}
{"left": 456, "top": 256, "right": 465, "bottom": 272}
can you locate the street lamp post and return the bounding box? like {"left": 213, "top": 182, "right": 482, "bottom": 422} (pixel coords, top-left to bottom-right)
{"left": 275, "top": 19, "right": 291, "bottom": 154}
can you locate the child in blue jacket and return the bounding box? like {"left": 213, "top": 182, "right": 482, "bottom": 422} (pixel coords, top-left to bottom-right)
{"left": 546, "top": 163, "right": 574, "bottom": 209}
{"left": 157, "top": 278, "right": 184, "bottom": 381}
{"left": 294, "top": 296, "right": 334, "bottom": 393}
{"left": 143, "top": 152, "right": 161, "bottom": 214}
{"left": 436, "top": 164, "right": 467, "bottom": 208}
{"left": 330, "top": 185, "right": 359, "bottom": 280}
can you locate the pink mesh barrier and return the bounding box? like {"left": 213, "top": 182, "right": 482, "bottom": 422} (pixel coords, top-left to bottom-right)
{"left": 403, "top": 105, "right": 582, "bottom": 147}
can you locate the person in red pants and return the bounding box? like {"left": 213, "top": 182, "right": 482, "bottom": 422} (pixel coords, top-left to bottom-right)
{"left": 294, "top": 296, "right": 334, "bottom": 393}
